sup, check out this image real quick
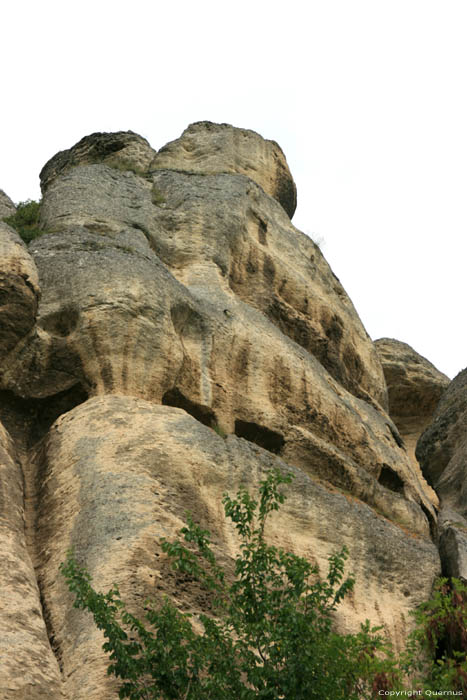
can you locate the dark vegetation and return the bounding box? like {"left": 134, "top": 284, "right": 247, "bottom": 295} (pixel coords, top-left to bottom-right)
{"left": 2, "top": 199, "right": 43, "bottom": 243}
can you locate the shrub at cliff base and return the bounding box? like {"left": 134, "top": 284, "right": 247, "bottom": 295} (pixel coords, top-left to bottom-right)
{"left": 61, "top": 470, "right": 467, "bottom": 699}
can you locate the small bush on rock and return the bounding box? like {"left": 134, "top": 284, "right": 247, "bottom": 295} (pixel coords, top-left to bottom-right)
{"left": 3, "top": 199, "right": 43, "bottom": 243}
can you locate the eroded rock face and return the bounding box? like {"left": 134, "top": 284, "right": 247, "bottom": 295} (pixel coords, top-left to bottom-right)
{"left": 5, "top": 158, "right": 434, "bottom": 533}
{"left": 375, "top": 338, "right": 450, "bottom": 423}
{"left": 33, "top": 396, "right": 440, "bottom": 700}
{"left": 375, "top": 338, "right": 450, "bottom": 507}
{"left": 39, "top": 131, "right": 156, "bottom": 193}
{"left": 0, "top": 189, "right": 16, "bottom": 218}
{"left": 417, "top": 369, "right": 467, "bottom": 577}
{"left": 417, "top": 368, "right": 467, "bottom": 506}
{"left": 38, "top": 161, "right": 388, "bottom": 411}
{"left": 0, "top": 124, "right": 445, "bottom": 698}
{"left": 0, "top": 420, "right": 63, "bottom": 698}
{"left": 438, "top": 509, "right": 467, "bottom": 579}
{"left": 0, "top": 223, "right": 40, "bottom": 363}
{"left": 151, "top": 121, "right": 297, "bottom": 218}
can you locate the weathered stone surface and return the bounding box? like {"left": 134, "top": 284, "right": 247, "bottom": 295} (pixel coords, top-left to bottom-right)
{"left": 439, "top": 523, "right": 467, "bottom": 580}
{"left": 39, "top": 131, "right": 156, "bottom": 193}
{"left": 0, "top": 125, "right": 448, "bottom": 698}
{"left": 7, "top": 219, "right": 433, "bottom": 533}
{"left": 5, "top": 138, "right": 432, "bottom": 531}
{"left": 417, "top": 368, "right": 467, "bottom": 503}
{"left": 33, "top": 396, "right": 440, "bottom": 700}
{"left": 417, "top": 368, "right": 467, "bottom": 576}
{"left": 4, "top": 224, "right": 188, "bottom": 403}
{"left": 0, "top": 419, "right": 63, "bottom": 698}
{"left": 375, "top": 338, "right": 450, "bottom": 422}
{"left": 375, "top": 338, "right": 450, "bottom": 507}
{"left": 0, "top": 223, "right": 40, "bottom": 364}
{"left": 0, "top": 189, "right": 16, "bottom": 218}
{"left": 39, "top": 159, "right": 388, "bottom": 410}
{"left": 150, "top": 121, "right": 297, "bottom": 218}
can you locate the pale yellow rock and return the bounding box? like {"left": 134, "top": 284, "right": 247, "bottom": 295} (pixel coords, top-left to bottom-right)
{"left": 375, "top": 338, "right": 450, "bottom": 508}
{"left": 33, "top": 397, "right": 440, "bottom": 700}
{"left": 0, "top": 131, "right": 430, "bottom": 532}
{"left": 0, "top": 420, "right": 63, "bottom": 699}
{"left": 150, "top": 121, "right": 297, "bottom": 218}
{"left": 0, "top": 223, "right": 40, "bottom": 364}
{"left": 0, "top": 126, "right": 447, "bottom": 699}
{"left": 37, "top": 158, "right": 388, "bottom": 409}
{"left": 14, "top": 221, "right": 435, "bottom": 533}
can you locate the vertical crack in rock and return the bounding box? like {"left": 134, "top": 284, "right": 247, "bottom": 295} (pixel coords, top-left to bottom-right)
{"left": 0, "top": 385, "right": 88, "bottom": 695}
{"left": 20, "top": 445, "right": 65, "bottom": 676}
{"left": 0, "top": 424, "right": 65, "bottom": 696}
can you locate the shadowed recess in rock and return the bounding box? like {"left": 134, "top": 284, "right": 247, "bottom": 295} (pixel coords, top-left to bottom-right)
{"left": 234, "top": 419, "right": 285, "bottom": 455}
{"left": 378, "top": 465, "right": 405, "bottom": 494}
{"left": 162, "top": 387, "right": 216, "bottom": 428}
{"left": 0, "top": 384, "right": 89, "bottom": 448}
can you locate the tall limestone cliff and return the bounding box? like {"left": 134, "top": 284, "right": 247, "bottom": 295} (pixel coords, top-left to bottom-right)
{"left": 0, "top": 123, "right": 447, "bottom": 699}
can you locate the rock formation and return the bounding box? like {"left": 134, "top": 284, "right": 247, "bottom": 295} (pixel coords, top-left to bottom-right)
{"left": 150, "top": 121, "right": 297, "bottom": 218}
{"left": 417, "top": 368, "right": 467, "bottom": 578}
{"left": 39, "top": 131, "right": 156, "bottom": 193}
{"left": 0, "top": 189, "right": 16, "bottom": 219}
{"left": 0, "top": 420, "right": 63, "bottom": 697}
{"left": 0, "top": 123, "right": 447, "bottom": 699}
{"left": 375, "top": 337, "right": 450, "bottom": 508}
{"left": 0, "top": 223, "right": 40, "bottom": 363}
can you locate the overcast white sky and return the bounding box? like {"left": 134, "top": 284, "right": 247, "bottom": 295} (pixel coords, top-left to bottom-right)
{"left": 2, "top": 1, "right": 465, "bottom": 378}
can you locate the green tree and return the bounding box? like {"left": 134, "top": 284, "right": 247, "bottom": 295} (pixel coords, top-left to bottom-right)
{"left": 61, "top": 470, "right": 467, "bottom": 698}
{"left": 61, "top": 470, "right": 391, "bottom": 699}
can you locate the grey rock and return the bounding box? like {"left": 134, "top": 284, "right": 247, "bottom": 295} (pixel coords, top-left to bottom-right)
{"left": 417, "top": 369, "right": 467, "bottom": 578}
{"left": 417, "top": 368, "right": 467, "bottom": 495}
{"left": 39, "top": 130, "right": 156, "bottom": 193}
{"left": 439, "top": 525, "right": 467, "bottom": 580}
{"left": 0, "top": 189, "right": 16, "bottom": 219}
